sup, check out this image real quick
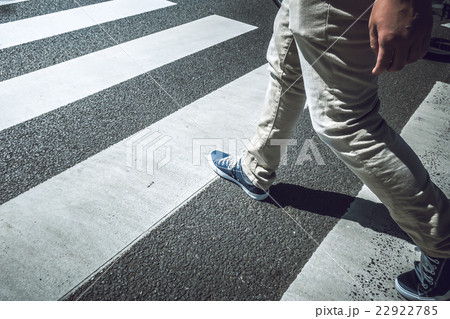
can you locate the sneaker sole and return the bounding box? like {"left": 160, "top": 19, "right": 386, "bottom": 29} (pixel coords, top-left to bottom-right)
{"left": 207, "top": 153, "right": 269, "bottom": 201}
{"left": 394, "top": 278, "right": 450, "bottom": 301}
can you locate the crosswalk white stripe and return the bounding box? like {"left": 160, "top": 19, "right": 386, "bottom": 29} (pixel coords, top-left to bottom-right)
{"left": 281, "top": 82, "right": 450, "bottom": 301}
{"left": 0, "top": 64, "right": 269, "bottom": 300}
{"left": 0, "top": 15, "right": 257, "bottom": 132}
{"left": 0, "top": 0, "right": 176, "bottom": 49}
{"left": 0, "top": 0, "right": 27, "bottom": 7}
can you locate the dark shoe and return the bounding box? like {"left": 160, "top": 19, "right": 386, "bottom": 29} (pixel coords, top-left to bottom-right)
{"left": 395, "top": 252, "right": 450, "bottom": 301}
{"left": 208, "top": 150, "right": 269, "bottom": 200}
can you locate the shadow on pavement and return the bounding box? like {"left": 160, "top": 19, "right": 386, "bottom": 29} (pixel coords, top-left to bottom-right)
{"left": 265, "top": 182, "right": 413, "bottom": 243}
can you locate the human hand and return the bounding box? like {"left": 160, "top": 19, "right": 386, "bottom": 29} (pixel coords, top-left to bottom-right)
{"left": 369, "top": 0, "right": 432, "bottom": 75}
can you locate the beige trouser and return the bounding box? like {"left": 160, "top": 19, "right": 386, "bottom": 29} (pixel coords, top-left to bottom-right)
{"left": 242, "top": 0, "right": 450, "bottom": 258}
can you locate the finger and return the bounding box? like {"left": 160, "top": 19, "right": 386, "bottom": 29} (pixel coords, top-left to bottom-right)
{"left": 372, "top": 45, "right": 393, "bottom": 75}
{"left": 388, "top": 46, "right": 408, "bottom": 72}
{"left": 369, "top": 23, "right": 379, "bottom": 56}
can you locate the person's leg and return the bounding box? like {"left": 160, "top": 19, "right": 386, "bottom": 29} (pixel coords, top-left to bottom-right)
{"left": 240, "top": 0, "right": 307, "bottom": 191}
{"left": 290, "top": 0, "right": 450, "bottom": 299}
{"left": 208, "top": 0, "right": 306, "bottom": 199}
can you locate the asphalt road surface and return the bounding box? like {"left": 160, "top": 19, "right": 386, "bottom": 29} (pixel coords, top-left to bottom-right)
{"left": 0, "top": 0, "right": 449, "bottom": 301}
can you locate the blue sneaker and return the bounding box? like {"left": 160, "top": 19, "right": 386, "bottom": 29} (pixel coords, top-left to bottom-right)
{"left": 208, "top": 150, "right": 269, "bottom": 200}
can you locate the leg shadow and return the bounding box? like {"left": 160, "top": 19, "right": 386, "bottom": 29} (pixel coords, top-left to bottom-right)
{"left": 264, "top": 182, "right": 412, "bottom": 243}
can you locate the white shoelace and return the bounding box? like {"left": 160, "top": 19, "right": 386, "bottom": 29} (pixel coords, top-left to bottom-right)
{"left": 217, "top": 156, "right": 237, "bottom": 170}
{"left": 415, "top": 253, "right": 440, "bottom": 289}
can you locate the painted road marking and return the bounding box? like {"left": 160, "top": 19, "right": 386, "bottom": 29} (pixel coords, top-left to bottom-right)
{"left": 0, "top": 64, "right": 269, "bottom": 300}
{"left": 0, "top": 0, "right": 28, "bottom": 7}
{"left": 0, "top": 15, "right": 257, "bottom": 132}
{"left": 0, "top": 0, "right": 176, "bottom": 49}
{"left": 282, "top": 82, "right": 450, "bottom": 301}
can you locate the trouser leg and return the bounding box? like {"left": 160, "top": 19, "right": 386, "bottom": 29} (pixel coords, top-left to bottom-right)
{"left": 241, "top": 0, "right": 306, "bottom": 191}
{"left": 289, "top": 0, "right": 450, "bottom": 258}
